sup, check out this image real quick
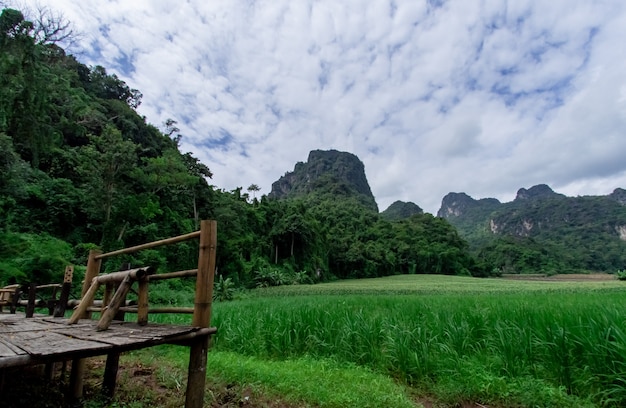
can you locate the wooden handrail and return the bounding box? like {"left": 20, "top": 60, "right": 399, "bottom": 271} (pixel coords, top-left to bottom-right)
{"left": 148, "top": 269, "right": 198, "bottom": 281}
{"left": 95, "top": 231, "right": 201, "bottom": 259}
{"left": 95, "top": 267, "right": 155, "bottom": 284}
{"left": 119, "top": 306, "right": 195, "bottom": 314}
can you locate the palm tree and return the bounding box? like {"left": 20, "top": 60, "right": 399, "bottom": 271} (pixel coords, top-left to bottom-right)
{"left": 247, "top": 184, "right": 260, "bottom": 200}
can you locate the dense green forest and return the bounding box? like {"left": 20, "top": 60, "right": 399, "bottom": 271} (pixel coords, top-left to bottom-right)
{"left": 439, "top": 187, "right": 626, "bottom": 275}
{"left": 0, "top": 7, "right": 484, "bottom": 292}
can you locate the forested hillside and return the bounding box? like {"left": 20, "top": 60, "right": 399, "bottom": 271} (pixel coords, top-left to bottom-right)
{"left": 438, "top": 184, "right": 626, "bottom": 274}
{"left": 0, "top": 7, "right": 482, "bottom": 292}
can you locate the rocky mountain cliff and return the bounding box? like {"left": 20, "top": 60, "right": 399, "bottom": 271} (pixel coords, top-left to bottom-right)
{"left": 437, "top": 192, "right": 501, "bottom": 218}
{"left": 610, "top": 188, "right": 626, "bottom": 205}
{"left": 269, "top": 150, "right": 378, "bottom": 211}
{"left": 514, "top": 184, "right": 565, "bottom": 201}
{"left": 437, "top": 185, "right": 626, "bottom": 273}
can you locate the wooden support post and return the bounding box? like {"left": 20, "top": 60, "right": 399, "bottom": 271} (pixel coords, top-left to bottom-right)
{"left": 137, "top": 277, "right": 149, "bottom": 326}
{"left": 69, "top": 358, "right": 86, "bottom": 404}
{"left": 191, "top": 220, "right": 217, "bottom": 328}
{"left": 69, "top": 250, "right": 101, "bottom": 402}
{"left": 26, "top": 282, "right": 36, "bottom": 318}
{"left": 97, "top": 274, "right": 135, "bottom": 331}
{"left": 81, "top": 249, "right": 103, "bottom": 319}
{"left": 54, "top": 265, "right": 73, "bottom": 317}
{"left": 47, "top": 287, "right": 57, "bottom": 315}
{"left": 103, "top": 283, "right": 114, "bottom": 312}
{"left": 10, "top": 286, "right": 20, "bottom": 314}
{"left": 45, "top": 362, "right": 56, "bottom": 381}
{"left": 68, "top": 278, "right": 101, "bottom": 324}
{"left": 102, "top": 352, "right": 120, "bottom": 398}
{"left": 186, "top": 220, "right": 217, "bottom": 408}
{"left": 184, "top": 333, "right": 210, "bottom": 408}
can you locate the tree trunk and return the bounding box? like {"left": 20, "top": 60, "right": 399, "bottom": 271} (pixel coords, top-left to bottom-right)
{"left": 193, "top": 192, "right": 199, "bottom": 230}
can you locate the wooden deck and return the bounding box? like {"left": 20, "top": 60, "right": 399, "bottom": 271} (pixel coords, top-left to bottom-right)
{"left": 0, "top": 313, "right": 216, "bottom": 369}
{"left": 0, "top": 220, "right": 218, "bottom": 407}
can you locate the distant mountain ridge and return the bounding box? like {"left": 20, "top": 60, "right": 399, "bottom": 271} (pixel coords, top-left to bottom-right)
{"left": 381, "top": 200, "right": 423, "bottom": 221}
{"left": 269, "top": 149, "right": 378, "bottom": 211}
{"left": 438, "top": 184, "right": 626, "bottom": 273}
{"left": 437, "top": 192, "right": 500, "bottom": 218}
{"left": 514, "top": 184, "right": 566, "bottom": 201}
{"left": 268, "top": 149, "right": 626, "bottom": 274}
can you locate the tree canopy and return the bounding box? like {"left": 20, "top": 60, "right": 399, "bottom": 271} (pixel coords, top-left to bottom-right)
{"left": 0, "top": 6, "right": 483, "bottom": 289}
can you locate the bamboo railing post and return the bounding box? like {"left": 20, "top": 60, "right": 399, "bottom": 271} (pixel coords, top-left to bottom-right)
{"left": 184, "top": 335, "right": 210, "bottom": 408}
{"left": 137, "top": 277, "right": 149, "bottom": 326}
{"left": 68, "top": 249, "right": 102, "bottom": 402}
{"left": 191, "top": 220, "right": 217, "bottom": 328}
{"left": 68, "top": 278, "right": 101, "bottom": 324}
{"left": 69, "top": 358, "right": 86, "bottom": 403}
{"left": 103, "top": 283, "right": 114, "bottom": 313}
{"left": 102, "top": 352, "right": 120, "bottom": 398}
{"left": 186, "top": 220, "right": 217, "bottom": 408}
{"left": 25, "top": 282, "right": 36, "bottom": 318}
{"left": 81, "top": 249, "right": 103, "bottom": 319}
{"left": 53, "top": 265, "right": 73, "bottom": 317}
{"left": 97, "top": 274, "right": 135, "bottom": 331}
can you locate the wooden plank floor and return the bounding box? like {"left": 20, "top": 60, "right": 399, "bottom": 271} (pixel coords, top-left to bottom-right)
{"left": 0, "top": 313, "right": 211, "bottom": 369}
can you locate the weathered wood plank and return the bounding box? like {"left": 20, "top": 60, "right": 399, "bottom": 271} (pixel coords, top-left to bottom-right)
{"left": 8, "top": 330, "right": 109, "bottom": 356}
{"left": 0, "top": 317, "right": 211, "bottom": 373}
{"left": 0, "top": 318, "right": 53, "bottom": 333}
{"left": 0, "top": 343, "right": 18, "bottom": 357}
{"left": 57, "top": 325, "right": 199, "bottom": 346}
{"left": 0, "top": 338, "right": 24, "bottom": 357}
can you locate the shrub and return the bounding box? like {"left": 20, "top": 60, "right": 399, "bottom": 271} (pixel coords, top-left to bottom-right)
{"left": 214, "top": 274, "right": 236, "bottom": 302}
{"left": 254, "top": 267, "right": 292, "bottom": 287}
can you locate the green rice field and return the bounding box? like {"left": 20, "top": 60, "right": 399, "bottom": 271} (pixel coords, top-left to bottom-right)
{"left": 159, "top": 274, "right": 626, "bottom": 407}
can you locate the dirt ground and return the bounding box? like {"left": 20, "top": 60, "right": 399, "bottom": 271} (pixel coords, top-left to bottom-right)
{"left": 0, "top": 357, "right": 308, "bottom": 408}
{"left": 0, "top": 357, "right": 498, "bottom": 408}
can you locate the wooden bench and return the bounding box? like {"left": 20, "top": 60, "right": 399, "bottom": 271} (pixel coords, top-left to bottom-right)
{"left": 0, "top": 284, "right": 19, "bottom": 313}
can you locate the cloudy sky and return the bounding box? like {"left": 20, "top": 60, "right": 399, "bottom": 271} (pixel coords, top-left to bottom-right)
{"left": 12, "top": 0, "right": 626, "bottom": 214}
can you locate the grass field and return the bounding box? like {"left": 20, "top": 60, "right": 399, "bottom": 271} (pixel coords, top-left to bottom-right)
{"left": 252, "top": 273, "right": 622, "bottom": 295}
{"left": 116, "top": 274, "right": 626, "bottom": 407}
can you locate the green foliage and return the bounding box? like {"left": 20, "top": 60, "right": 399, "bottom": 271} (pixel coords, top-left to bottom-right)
{"left": 254, "top": 266, "right": 293, "bottom": 287}
{"left": 0, "top": 5, "right": 480, "bottom": 289}
{"left": 0, "top": 231, "right": 71, "bottom": 285}
{"left": 213, "top": 274, "right": 236, "bottom": 302}
{"left": 445, "top": 192, "right": 626, "bottom": 274}
{"left": 77, "top": 125, "right": 138, "bottom": 226}
{"left": 616, "top": 269, "right": 626, "bottom": 281}
{"left": 147, "top": 279, "right": 195, "bottom": 306}
{"left": 380, "top": 200, "right": 423, "bottom": 221}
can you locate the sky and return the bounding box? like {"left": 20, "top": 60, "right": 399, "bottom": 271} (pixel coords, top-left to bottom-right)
{"left": 10, "top": 0, "right": 626, "bottom": 214}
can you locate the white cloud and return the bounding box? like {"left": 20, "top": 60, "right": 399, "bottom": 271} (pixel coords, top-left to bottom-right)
{"left": 13, "top": 0, "right": 626, "bottom": 213}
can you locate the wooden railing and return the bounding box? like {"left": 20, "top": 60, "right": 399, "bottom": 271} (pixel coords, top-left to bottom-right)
{"left": 68, "top": 220, "right": 217, "bottom": 408}
{"left": 70, "top": 221, "right": 216, "bottom": 326}
{"left": 0, "top": 266, "right": 73, "bottom": 316}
